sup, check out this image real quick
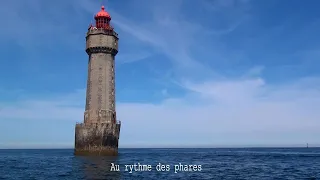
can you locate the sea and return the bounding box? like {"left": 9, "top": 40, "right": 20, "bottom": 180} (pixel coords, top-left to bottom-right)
{"left": 0, "top": 148, "right": 319, "bottom": 180}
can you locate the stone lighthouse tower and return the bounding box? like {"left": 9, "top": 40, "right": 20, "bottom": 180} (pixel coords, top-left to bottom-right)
{"left": 74, "top": 6, "right": 121, "bottom": 156}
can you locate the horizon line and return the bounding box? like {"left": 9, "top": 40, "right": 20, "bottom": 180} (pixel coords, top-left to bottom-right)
{"left": 0, "top": 146, "right": 318, "bottom": 150}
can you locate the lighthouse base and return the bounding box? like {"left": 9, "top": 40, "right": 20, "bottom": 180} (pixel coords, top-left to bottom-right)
{"left": 74, "top": 147, "right": 118, "bottom": 156}
{"left": 74, "top": 122, "right": 121, "bottom": 156}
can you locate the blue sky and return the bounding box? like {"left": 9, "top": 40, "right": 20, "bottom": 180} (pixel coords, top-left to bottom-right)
{"left": 0, "top": 0, "right": 320, "bottom": 148}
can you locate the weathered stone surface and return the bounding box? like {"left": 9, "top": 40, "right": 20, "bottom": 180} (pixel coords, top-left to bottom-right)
{"left": 75, "top": 122, "right": 121, "bottom": 156}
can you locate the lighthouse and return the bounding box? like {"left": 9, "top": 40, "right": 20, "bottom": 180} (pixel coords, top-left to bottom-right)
{"left": 74, "top": 6, "right": 121, "bottom": 156}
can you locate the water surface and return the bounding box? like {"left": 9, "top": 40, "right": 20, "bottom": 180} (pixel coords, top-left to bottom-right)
{"left": 0, "top": 148, "right": 319, "bottom": 179}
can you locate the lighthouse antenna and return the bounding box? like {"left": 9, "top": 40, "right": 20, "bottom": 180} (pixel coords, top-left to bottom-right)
{"left": 102, "top": 0, "right": 109, "bottom": 9}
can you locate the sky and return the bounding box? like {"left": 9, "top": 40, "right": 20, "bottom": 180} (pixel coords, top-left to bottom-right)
{"left": 0, "top": 0, "right": 320, "bottom": 148}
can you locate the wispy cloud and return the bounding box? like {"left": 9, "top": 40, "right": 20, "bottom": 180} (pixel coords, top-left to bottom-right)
{"left": 105, "top": 0, "right": 252, "bottom": 79}
{"left": 1, "top": 74, "right": 320, "bottom": 147}
{"left": 0, "top": 0, "right": 81, "bottom": 50}
{"left": 117, "top": 52, "right": 153, "bottom": 64}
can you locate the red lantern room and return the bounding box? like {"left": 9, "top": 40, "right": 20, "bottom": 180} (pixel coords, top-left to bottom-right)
{"left": 94, "top": 6, "right": 112, "bottom": 30}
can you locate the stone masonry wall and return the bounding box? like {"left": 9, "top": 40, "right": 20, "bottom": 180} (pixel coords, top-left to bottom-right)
{"left": 84, "top": 29, "right": 118, "bottom": 125}
{"left": 75, "top": 122, "right": 121, "bottom": 155}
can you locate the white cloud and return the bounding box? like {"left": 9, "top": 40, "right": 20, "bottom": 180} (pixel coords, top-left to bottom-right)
{"left": 1, "top": 76, "right": 320, "bottom": 147}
